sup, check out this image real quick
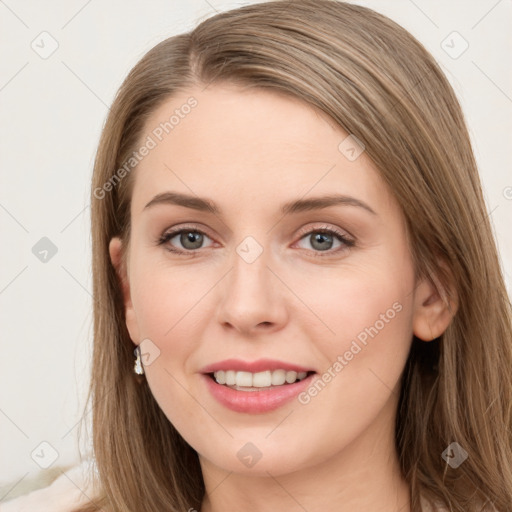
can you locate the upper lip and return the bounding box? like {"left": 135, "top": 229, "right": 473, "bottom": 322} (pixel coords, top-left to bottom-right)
{"left": 200, "top": 358, "right": 315, "bottom": 374}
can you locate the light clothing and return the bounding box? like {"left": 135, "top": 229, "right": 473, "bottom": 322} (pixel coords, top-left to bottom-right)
{"left": 0, "top": 459, "right": 99, "bottom": 512}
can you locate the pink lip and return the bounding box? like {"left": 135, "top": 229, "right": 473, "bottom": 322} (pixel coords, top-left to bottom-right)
{"left": 199, "top": 358, "right": 313, "bottom": 374}
{"left": 202, "top": 372, "right": 316, "bottom": 414}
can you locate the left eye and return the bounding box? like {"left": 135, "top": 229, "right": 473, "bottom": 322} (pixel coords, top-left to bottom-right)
{"left": 296, "top": 229, "right": 353, "bottom": 252}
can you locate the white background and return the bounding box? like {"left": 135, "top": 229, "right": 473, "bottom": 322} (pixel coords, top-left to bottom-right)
{"left": 1, "top": 0, "right": 511, "bottom": 493}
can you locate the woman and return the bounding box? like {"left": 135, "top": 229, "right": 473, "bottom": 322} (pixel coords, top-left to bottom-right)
{"left": 5, "top": 0, "right": 511, "bottom": 510}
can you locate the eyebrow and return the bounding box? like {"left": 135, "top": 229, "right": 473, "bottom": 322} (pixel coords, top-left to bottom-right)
{"left": 144, "top": 191, "right": 377, "bottom": 216}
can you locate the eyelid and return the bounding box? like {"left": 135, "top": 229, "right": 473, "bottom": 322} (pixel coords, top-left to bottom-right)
{"left": 294, "top": 223, "right": 353, "bottom": 241}
{"left": 159, "top": 222, "right": 214, "bottom": 238}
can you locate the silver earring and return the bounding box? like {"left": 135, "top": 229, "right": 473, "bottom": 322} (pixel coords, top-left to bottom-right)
{"left": 134, "top": 345, "right": 144, "bottom": 375}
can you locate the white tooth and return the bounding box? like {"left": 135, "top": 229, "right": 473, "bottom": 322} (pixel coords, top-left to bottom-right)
{"left": 236, "top": 371, "right": 253, "bottom": 387}
{"left": 252, "top": 370, "right": 272, "bottom": 387}
{"left": 214, "top": 370, "right": 226, "bottom": 384}
{"left": 271, "top": 369, "right": 286, "bottom": 385}
{"left": 218, "top": 369, "right": 307, "bottom": 387}
{"left": 285, "top": 371, "right": 298, "bottom": 384}
{"left": 225, "top": 370, "right": 236, "bottom": 385}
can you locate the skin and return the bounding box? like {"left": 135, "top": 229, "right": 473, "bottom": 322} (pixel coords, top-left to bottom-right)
{"left": 109, "top": 83, "right": 456, "bottom": 512}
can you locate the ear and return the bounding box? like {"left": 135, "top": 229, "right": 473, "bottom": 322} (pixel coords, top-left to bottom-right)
{"left": 109, "top": 237, "right": 140, "bottom": 343}
{"left": 412, "top": 270, "right": 458, "bottom": 342}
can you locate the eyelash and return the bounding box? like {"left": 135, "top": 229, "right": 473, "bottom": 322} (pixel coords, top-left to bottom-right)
{"left": 156, "top": 224, "right": 355, "bottom": 257}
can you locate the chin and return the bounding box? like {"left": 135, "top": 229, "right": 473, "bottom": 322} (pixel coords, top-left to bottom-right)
{"left": 198, "top": 439, "right": 318, "bottom": 477}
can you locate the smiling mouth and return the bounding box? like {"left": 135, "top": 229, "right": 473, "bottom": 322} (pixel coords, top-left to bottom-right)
{"left": 208, "top": 369, "right": 315, "bottom": 391}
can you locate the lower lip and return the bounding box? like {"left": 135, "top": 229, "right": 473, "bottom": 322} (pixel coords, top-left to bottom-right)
{"left": 202, "top": 373, "right": 316, "bottom": 413}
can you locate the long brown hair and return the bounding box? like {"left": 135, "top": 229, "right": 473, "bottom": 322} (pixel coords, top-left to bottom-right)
{"left": 75, "top": 1, "right": 512, "bottom": 510}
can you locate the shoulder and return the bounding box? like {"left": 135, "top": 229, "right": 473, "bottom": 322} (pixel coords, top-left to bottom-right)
{"left": 0, "top": 459, "right": 100, "bottom": 512}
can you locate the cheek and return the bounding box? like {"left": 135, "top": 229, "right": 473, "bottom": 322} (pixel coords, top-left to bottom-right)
{"left": 291, "top": 260, "right": 414, "bottom": 414}
{"left": 335, "top": 276, "right": 411, "bottom": 358}
{"left": 128, "top": 259, "right": 218, "bottom": 427}
{"left": 288, "top": 256, "right": 414, "bottom": 354}
{"left": 289, "top": 259, "right": 415, "bottom": 414}
{"left": 130, "top": 259, "right": 216, "bottom": 341}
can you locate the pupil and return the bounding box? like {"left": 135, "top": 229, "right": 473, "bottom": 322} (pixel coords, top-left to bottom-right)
{"left": 312, "top": 233, "right": 332, "bottom": 251}
{"left": 181, "top": 232, "right": 203, "bottom": 249}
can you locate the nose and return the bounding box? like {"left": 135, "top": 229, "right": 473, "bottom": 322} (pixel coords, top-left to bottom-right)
{"left": 216, "top": 245, "right": 289, "bottom": 336}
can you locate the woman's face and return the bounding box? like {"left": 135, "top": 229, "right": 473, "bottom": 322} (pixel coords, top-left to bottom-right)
{"left": 110, "top": 83, "right": 441, "bottom": 477}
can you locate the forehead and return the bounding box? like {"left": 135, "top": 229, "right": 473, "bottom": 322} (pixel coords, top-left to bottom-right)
{"left": 129, "top": 83, "right": 397, "bottom": 218}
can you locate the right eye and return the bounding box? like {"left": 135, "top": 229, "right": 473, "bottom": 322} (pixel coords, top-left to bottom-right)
{"left": 158, "top": 226, "right": 215, "bottom": 254}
